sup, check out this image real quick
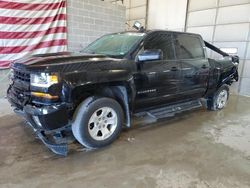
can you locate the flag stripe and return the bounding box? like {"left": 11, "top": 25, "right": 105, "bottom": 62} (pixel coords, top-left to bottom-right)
{"left": 0, "top": 20, "right": 66, "bottom": 32}
{"left": 0, "top": 39, "right": 67, "bottom": 54}
{"left": 0, "top": 60, "right": 11, "bottom": 66}
{"left": 0, "top": 0, "right": 66, "bottom": 11}
{"left": 1, "top": 0, "right": 65, "bottom": 4}
{"left": 1, "top": 33, "right": 66, "bottom": 47}
{"left": 0, "top": 14, "right": 66, "bottom": 25}
{"left": 0, "top": 6, "right": 65, "bottom": 18}
{"left": 0, "top": 0, "right": 67, "bottom": 69}
{"left": 2, "top": 45, "right": 67, "bottom": 61}
{"left": 0, "top": 26, "right": 66, "bottom": 39}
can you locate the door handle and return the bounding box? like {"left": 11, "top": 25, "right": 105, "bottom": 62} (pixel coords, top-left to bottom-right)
{"left": 171, "top": 66, "right": 178, "bottom": 71}
{"left": 201, "top": 64, "right": 208, "bottom": 69}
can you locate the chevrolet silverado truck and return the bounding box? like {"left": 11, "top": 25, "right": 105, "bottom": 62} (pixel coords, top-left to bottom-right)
{"left": 7, "top": 30, "right": 239, "bottom": 155}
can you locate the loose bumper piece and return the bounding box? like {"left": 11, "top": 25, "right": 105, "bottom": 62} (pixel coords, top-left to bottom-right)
{"left": 35, "top": 130, "right": 68, "bottom": 156}
{"left": 14, "top": 108, "right": 69, "bottom": 156}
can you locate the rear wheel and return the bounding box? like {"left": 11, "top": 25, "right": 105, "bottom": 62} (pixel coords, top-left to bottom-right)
{"left": 206, "top": 85, "right": 229, "bottom": 111}
{"left": 72, "top": 97, "right": 124, "bottom": 149}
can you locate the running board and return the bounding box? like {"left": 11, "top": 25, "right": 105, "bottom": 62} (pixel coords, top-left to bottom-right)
{"left": 135, "top": 100, "right": 202, "bottom": 121}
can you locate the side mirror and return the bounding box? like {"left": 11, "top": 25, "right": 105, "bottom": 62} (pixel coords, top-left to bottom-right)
{"left": 138, "top": 49, "right": 163, "bottom": 62}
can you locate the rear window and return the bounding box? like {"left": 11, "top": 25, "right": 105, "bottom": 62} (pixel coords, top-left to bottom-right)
{"left": 174, "top": 34, "right": 205, "bottom": 59}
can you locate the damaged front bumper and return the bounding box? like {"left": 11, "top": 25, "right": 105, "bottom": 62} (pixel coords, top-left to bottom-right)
{"left": 13, "top": 104, "right": 71, "bottom": 156}
{"left": 7, "top": 68, "right": 72, "bottom": 156}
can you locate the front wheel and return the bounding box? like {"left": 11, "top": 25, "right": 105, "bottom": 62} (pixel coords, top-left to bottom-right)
{"left": 72, "top": 97, "right": 124, "bottom": 149}
{"left": 206, "top": 85, "right": 229, "bottom": 111}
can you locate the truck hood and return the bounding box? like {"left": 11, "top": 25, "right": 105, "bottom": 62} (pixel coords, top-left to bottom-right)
{"left": 14, "top": 52, "right": 107, "bottom": 66}
{"left": 12, "top": 52, "right": 133, "bottom": 73}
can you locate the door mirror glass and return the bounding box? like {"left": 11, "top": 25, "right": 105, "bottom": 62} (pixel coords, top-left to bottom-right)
{"left": 138, "top": 49, "right": 163, "bottom": 62}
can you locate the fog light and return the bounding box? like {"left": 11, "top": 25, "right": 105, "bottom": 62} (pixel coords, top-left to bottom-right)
{"left": 31, "top": 92, "right": 58, "bottom": 99}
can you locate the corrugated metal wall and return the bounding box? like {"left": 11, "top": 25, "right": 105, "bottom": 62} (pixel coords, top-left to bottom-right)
{"left": 147, "top": 0, "right": 187, "bottom": 31}
{"left": 186, "top": 0, "right": 250, "bottom": 96}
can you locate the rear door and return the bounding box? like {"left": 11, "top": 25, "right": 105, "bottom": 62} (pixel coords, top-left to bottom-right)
{"left": 134, "top": 31, "right": 182, "bottom": 110}
{"left": 173, "top": 33, "right": 210, "bottom": 99}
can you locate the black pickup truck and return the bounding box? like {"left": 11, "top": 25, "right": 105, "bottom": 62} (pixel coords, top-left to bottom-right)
{"left": 7, "top": 30, "right": 239, "bottom": 155}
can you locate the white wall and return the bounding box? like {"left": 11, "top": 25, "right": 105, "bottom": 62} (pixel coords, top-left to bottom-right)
{"left": 109, "top": 0, "right": 188, "bottom": 31}
{"left": 104, "top": 0, "right": 147, "bottom": 29}
{"left": 186, "top": 0, "right": 250, "bottom": 95}
{"left": 125, "top": 0, "right": 147, "bottom": 28}
{"left": 147, "top": 0, "right": 188, "bottom": 31}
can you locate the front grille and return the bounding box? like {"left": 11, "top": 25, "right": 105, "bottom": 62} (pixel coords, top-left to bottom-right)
{"left": 8, "top": 68, "right": 31, "bottom": 108}
{"left": 13, "top": 69, "right": 30, "bottom": 82}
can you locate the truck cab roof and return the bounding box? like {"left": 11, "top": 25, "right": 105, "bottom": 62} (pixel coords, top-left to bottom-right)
{"left": 115, "top": 29, "right": 203, "bottom": 38}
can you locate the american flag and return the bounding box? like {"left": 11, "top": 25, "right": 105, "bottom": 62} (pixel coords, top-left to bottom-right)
{"left": 0, "top": 0, "right": 67, "bottom": 69}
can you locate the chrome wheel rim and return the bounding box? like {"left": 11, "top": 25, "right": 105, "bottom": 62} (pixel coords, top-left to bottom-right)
{"left": 217, "top": 90, "right": 228, "bottom": 109}
{"left": 88, "top": 107, "right": 118, "bottom": 141}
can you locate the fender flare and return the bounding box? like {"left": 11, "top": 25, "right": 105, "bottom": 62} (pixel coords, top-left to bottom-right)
{"left": 109, "top": 86, "right": 132, "bottom": 128}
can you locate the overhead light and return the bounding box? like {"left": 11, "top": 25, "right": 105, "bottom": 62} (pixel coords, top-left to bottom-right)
{"left": 220, "top": 48, "right": 238, "bottom": 54}
{"left": 133, "top": 21, "right": 144, "bottom": 31}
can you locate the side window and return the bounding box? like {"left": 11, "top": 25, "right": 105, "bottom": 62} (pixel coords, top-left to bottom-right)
{"left": 144, "top": 32, "right": 175, "bottom": 60}
{"left": 174, "top": 34, "right": 205, "bottom": 59}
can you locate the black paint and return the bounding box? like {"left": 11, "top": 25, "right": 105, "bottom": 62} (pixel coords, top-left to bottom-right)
{"left": 7, "top": 30, "right": 238, "bottom": 132}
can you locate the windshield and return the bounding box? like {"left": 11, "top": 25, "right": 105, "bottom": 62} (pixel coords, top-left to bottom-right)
{"left": 81, "top": 33, "right": 145, "bottom": 57}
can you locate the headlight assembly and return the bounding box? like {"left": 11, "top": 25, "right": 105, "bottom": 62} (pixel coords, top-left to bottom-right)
{"left": 30, "top": 73, "right": 58, "bottom": 88}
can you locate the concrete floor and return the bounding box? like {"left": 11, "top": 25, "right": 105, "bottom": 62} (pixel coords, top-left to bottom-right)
{"left": 0, "top": 95, "right": 250, "bottom": 188}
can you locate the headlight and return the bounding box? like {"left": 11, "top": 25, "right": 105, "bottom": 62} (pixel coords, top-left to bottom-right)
{"left": 30, "top": 73, "right": 58, "bottom": 88}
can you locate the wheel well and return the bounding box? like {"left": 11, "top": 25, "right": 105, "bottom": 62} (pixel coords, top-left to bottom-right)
{"left": 218, "top": 67, "right": 238, "bottom": 87}
{"left": 71, "top": 83, "right": 132, "bottom": 127}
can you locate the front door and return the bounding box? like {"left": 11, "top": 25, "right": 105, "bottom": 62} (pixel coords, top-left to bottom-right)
{"left": 134, "top": 31, "right": 181, "bottom": 110}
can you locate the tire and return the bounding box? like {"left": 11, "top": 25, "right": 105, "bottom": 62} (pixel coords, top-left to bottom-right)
{"left": 206, "top": 85, "right": 229, "bottom": 111}
{"left": 72, "top": 97, "right": 124, "bottom": 149}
